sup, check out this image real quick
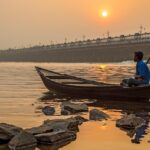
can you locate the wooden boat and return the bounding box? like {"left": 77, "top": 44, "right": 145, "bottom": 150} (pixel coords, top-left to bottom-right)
{"left": 35, "top": 67, "right": 150, "bottom": 101}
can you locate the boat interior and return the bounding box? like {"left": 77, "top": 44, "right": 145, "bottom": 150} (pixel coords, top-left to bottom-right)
{"left": 37, "top": 67, "right": 115, "bottom": 87}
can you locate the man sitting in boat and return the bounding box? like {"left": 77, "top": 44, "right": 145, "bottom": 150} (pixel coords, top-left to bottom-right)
{"left": 121, "top": 51, "right": 150, "bottom": 87}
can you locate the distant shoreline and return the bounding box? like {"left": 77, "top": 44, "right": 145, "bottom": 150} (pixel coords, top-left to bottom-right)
{"left": 0, "top": 42, "right": 150, "bottom": 63}
{"left": 0, "top": 60, "right": 135, "bottom": 64}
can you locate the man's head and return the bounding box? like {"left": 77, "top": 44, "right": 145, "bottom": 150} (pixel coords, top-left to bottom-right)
{"left": 134, "top": 51, "right": 144, "bottom": 62}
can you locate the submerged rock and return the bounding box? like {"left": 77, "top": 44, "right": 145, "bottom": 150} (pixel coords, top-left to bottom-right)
{"left": 0, "top": 123, "right": 22, "bottom": 143}
{"left": 26, "top": 116, "right": 86, "bottom": 147}
{"left": 116, "top": 114, "right": 148, "bottom": 144}
{"left": 35, "top": 130, "right": 76, "bottom": 145}
{"left": 25, "top": 125, "right": 53, "bottom": 135}
{"left": 42, "top": 106, "right": 55, "bottom": 116}
{"left": 43, "top": 117, "right": 79, "bottom": 132}
{"left": 8, "top": 131, "right": 37, "bottom": 150}
{"left": 89, "top": 109, "right": 110, "bottom": 121}
{"left": 0, "top": 115, "right": 87, "bottom": 149}
{"left": 61, "top": 102, "right": 88, "bottom": 115}
{"left": 61, "top": 109, "right": 72, "bottom": 116}
{"left": 37, "top": 140, "right": 73, "bottom": 150}
{"left": 116, "top": 114, "right": 146, "bottom": 130}
{"left": 74, "top": 116, "right": 88, "bottom": 125}
{"left": 26, "top": 116, "right": 86, "bottom": 136}
{"left": 0, "top": 145, "right": 9, "bottom": 150}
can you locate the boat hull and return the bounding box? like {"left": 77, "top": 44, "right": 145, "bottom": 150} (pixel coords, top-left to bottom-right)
{"left": 36, "top": 67, "right": 150, "bottom": 101}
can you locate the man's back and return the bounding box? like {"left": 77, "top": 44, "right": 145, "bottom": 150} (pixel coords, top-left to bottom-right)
{"left": 136, "top": 60, "right": 150, "bottom": 84}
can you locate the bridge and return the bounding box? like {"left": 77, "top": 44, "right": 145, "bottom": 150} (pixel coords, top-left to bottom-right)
{"left": 49, "top": 32, "right": 150, "bottom": 50}
{"left": 0, "top": 32, "right": 150, "bottom": 63}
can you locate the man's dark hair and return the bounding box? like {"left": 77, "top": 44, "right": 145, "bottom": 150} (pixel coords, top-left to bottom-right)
{"left": 135, "top": 51, "right": 144, "bottom": 60}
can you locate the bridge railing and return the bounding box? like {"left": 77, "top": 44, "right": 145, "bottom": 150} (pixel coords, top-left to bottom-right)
{"left": 49, "top": 33, "right": 150, "bottom": 50}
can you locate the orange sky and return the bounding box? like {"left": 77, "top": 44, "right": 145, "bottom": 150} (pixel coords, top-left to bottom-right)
{"left": 0, "top": 0, "right": 150, "bottom": 49}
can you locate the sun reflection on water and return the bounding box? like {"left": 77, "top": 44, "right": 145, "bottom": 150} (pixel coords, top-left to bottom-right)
{"left": 98, "top": 64, "right": 107, "bottom": 69}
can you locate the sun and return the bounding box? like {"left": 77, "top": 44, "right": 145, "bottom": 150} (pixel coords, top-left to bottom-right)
{"left": 102, "top": 11, "right": 108, "bottom": 17}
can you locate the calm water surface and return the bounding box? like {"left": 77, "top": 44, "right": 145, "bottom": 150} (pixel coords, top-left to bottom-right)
{"left": 0, "top": 62, "right": 149, "bottom": 150}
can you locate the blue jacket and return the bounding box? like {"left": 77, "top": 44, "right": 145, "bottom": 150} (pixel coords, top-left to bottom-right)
{"left": 136, "top": 60, "right": 150, "bottom": 84}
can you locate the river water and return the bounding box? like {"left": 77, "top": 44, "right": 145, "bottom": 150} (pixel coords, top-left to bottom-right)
{"left": 0, "top": 62, "right": 149, "bottom": 150}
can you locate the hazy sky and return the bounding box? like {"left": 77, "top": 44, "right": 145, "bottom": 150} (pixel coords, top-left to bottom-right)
{"left": 0, "top": 0, "right": 150, "bottom": 49}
